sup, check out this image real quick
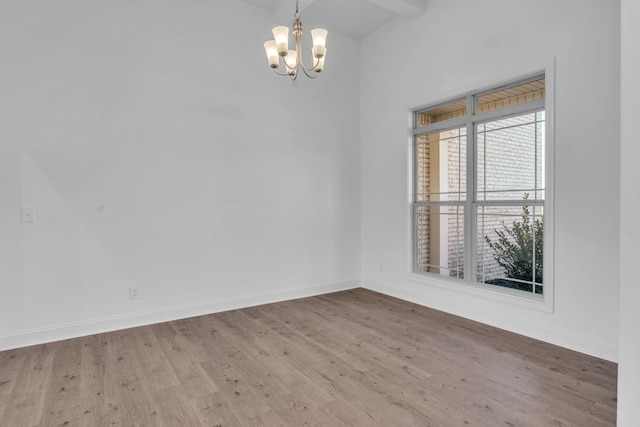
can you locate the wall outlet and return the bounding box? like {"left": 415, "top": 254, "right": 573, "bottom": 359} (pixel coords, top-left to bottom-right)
{"left": 21, "top": 207, "right": 35, "bottom": 223}
{"left": 129, "top": 286, "right": 139, "bottom": 300}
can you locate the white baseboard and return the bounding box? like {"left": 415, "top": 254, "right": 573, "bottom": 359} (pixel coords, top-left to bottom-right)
{"left": 0, "top": 279, "right": 360, "bottom": 352}
{"left": 3, "top": 279, "right": 617, "bottom": 363}
{"left": 363, "top": 280, "right": 618, "bottom": 363}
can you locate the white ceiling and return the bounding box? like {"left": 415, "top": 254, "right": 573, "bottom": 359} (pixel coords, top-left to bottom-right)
{"left": 241, "top": 0, "right": 427, "bottom": 38}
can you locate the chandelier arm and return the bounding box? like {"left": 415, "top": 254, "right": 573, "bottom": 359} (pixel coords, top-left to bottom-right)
{"left": 300, "top": 67, "right": 320, "bottom": 79}
{"left": 272, "top": 67, "right": 292, "bottom": 77}
{"left": 302, "top": 68, "right": 320, "bottom": 79}
{"left": 273, "top": 66, "right": 298, "bottom": 80}
{"left": 299, "top": 56, "right": 321, "bottom": 73}
{"left": 292, "top": 17, "right": 322, "bottom": 74}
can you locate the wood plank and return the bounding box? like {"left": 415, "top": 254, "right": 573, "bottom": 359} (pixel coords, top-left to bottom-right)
{"left": 0, "top": 343, "right": 55, "bottom": 426}
{"left": 38, "top": 338, "right": 83, "bottom": 426}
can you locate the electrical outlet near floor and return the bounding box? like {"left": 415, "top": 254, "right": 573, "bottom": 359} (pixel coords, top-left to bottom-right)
{"left": 21, "top": 207, "right": 35, "bottom": 223}
{"left": 129, "top": 286, "right": 139, "bottom": 300}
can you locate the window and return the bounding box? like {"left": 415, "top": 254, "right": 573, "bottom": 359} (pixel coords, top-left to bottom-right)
{"left": 413, "top": 75, "right": 547, "bottom": 296}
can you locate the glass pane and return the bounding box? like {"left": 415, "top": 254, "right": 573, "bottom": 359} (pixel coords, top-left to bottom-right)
{"left": 476, "top": 78, "right": 545, "bottom": 114}
{"left": 477, "top": 112, "right": 545, "bottom": 201}
{"left": 416, "top": 128, "right": 466, "bottom": 202}
{"left": 416, "top": 99, "right": 467, "bottom": 127}
{"left": 415, "top": 205, "right": 464, "bottom": 278}
{"left": 477, "top": 205, "right": 543, "bottom": 294}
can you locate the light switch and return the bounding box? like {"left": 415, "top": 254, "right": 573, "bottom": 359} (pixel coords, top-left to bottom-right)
{"left": 21, "top": 207, "right": 35, "bottom": 223}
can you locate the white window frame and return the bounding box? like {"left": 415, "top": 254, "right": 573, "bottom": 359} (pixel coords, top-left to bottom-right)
{"left": 406, "top": 64, "right": 555, "bottom": 312}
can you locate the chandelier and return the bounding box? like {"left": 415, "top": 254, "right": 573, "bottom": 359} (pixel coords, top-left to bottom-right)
{"left": 263, "top": 0, "right": 328, "bottom": 80}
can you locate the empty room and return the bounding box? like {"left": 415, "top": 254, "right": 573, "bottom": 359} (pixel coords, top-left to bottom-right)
{"left": 1, "top": 0, "right": 638, "bottom": 425}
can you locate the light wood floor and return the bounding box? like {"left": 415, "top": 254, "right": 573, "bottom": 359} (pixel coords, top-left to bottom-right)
{"left": 0, "top": 288, "right": 617, "bottom": 426}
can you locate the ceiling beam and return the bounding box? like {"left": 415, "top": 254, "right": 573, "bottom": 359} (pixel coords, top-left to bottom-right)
{"left": 271, "top": 0, "right": 316, "bottom": 25}
{"left": 366, "top": 0, "right": 427, "bottom": 16}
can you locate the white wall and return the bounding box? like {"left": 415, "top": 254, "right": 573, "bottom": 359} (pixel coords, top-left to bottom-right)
{"left": 360, "top": 0, "right": 620, "bottom": 361}
{"left": 617, "top": 0, "right": 640, "bottom": 422}
{"left": 0, "top": 0, "right": 626, "bottom": 373}
{"left": 0, "top": 0, "right": 361, "bottom": 349}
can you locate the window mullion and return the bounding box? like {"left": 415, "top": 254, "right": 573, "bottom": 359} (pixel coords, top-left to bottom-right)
{"left": 465, "top": 94, "right": 475, "bottom": 283}
{"left": 412, "top": 135, "right": 418, "bottom": 272}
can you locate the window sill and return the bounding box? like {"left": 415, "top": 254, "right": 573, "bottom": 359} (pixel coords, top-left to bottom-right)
{"left": 405, "top": 272, "right": 552, "bottom": 313}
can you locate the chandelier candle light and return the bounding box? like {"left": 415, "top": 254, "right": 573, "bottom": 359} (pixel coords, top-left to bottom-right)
{"left": 263, "top": 0, "right": 328, "bottom": 79}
